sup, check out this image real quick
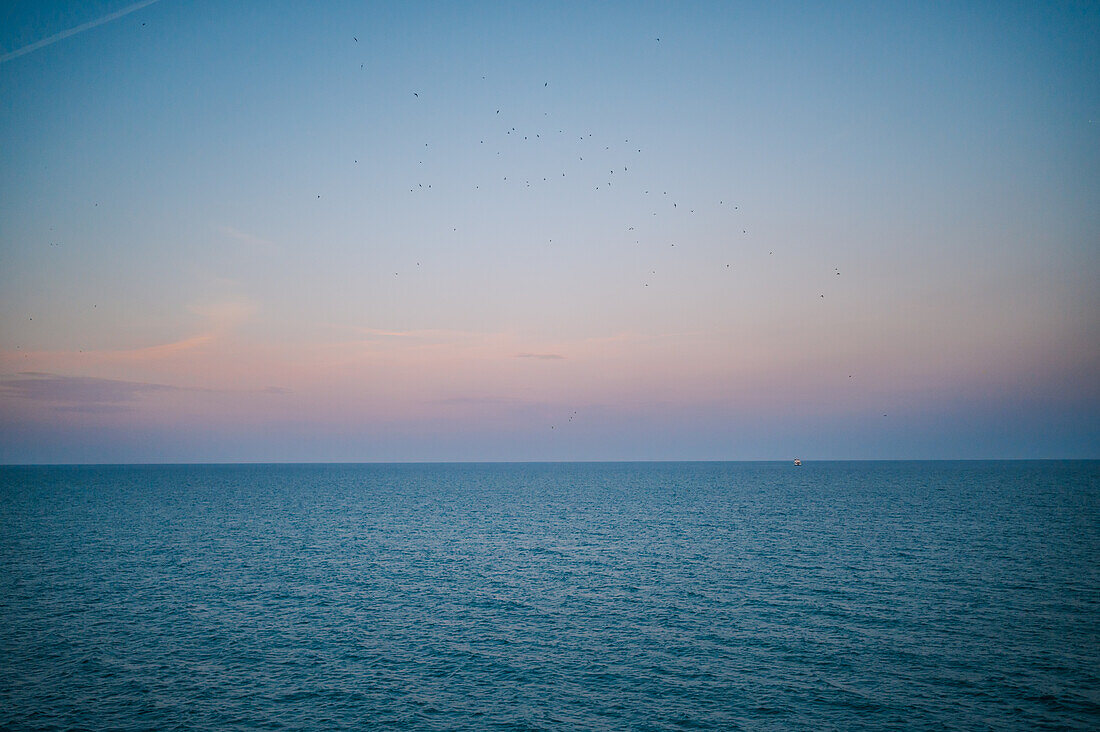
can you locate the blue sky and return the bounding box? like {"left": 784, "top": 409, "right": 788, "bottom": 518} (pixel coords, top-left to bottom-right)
{"left": 1, "top": 1, "right": 1097, "bottom": 462}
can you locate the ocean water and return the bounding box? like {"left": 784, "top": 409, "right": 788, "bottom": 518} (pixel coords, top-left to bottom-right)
{"left": 0, "top": 461, "right": 1097, "bottom": 731}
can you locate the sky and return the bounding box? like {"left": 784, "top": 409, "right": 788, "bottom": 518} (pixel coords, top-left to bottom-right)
{"left": 1, "top": 0, "right": 1097, "bottom": 462}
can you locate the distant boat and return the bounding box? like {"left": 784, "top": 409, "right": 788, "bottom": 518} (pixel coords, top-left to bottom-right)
{"left": 793, "top": 459, "right": 802, "bottom": 466}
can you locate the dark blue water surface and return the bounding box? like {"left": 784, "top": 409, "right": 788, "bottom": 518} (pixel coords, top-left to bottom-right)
{"left": 1, "top": 461, "right": 1098, "bottom": 730}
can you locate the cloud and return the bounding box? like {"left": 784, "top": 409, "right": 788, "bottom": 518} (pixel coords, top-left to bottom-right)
{"left": 1, "top": 0, "right": 162, "bottom": 64}
{"left": 2, "top": 373, "right": 295, "bottom": 410}
{"left": 121, "top": 334, "right": 215, "bottom": 360}
{"left": 121, "top": 298, "right": 255, "bottom": 359}
{"left": 188, "top": 298, "right": 257, "bottom": 328}
{"left": 351, "top": 327, "right": 498, "bottom": 343}
{"left": 0, "top": 373, "right": 180, "bottom": 409}
{"left": 434, "top": 396, "right": 525, "bottom": 405}
{"left": 218, "top": 225, "right": 278, "bottom": 251}
{"left": 515, "top": 353, "right": 566, "bottom": 360}
{"left": 0, "top": 297, "right": 256, "bottom": 373}
{"left": 54, "top": 404, "right": 135, "bottom": 414}
{"left": 354, "top": 328, "right": 421, "bottom": 340}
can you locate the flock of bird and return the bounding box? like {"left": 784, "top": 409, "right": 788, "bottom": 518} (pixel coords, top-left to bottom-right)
{"left": 327, "top": 45, "right": 853, "bottom": 429}
{"left": 345, "top": 74, "right": 844, "bottom": 299}
{"left": 357, "top": 80, "right": 768, "bottom": 289}
{"left": 336, "top": 38, "right": 854, "bottom": 429}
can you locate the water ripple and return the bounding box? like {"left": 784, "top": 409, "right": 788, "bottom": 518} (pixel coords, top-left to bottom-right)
{"left": 1, "top": 461, "right": 1098, "bottom": 730}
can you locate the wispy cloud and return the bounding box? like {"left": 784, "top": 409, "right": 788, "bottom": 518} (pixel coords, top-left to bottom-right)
{"left": 0, "top": 297, "right": 255, "bottom": 375}
{"left": 123, "top": 334, "right": 215, "bottom": 360}
{"left": 515, "top": 353, "right": 566, "bottom": 360}
{"left": 1, "top": 373, "right": 293, "bottom": 408}
{"left": 434, "top": 395, "right": 526, "bottom": 405}
{"left": 54, "top": 404, "right": 136, "bottom": 414}
{"left": 354, "top": 328, "right": 422, "bottom": 340}
{"left": 218, "top": 225, "right": 278, "bottom": 251}
{"left": 0, "top": 334, "right": 213, "bottom": 376}
{"left": 1, "top": 0, "right": 162, "bottom": 64}
{"left": 0, "top": 373, "right": 179, "bottom": 407}
{"left": 351, "top": 327, "right": 500, "bottom": 342}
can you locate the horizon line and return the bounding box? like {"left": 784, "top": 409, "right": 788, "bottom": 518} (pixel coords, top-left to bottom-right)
{"left": 2, "top": 458, "right": 1097, "bottom": 468}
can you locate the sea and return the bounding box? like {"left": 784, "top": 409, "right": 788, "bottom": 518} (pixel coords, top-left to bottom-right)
{"left": 0, "top": 461, "right": 1097, "bottom": 730}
